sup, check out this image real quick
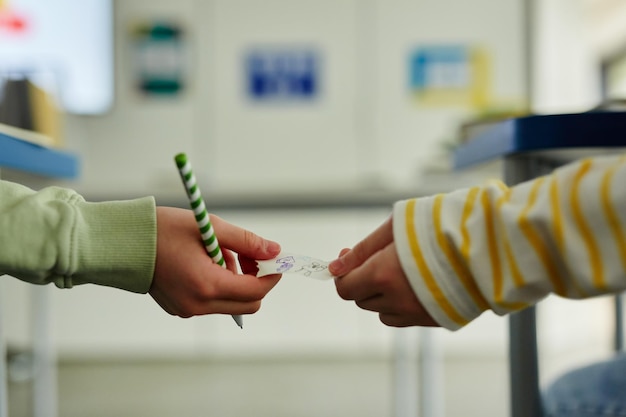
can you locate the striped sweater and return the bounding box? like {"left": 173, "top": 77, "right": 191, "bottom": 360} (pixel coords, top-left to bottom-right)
{"left": 393, "top": 155, "right": 626, "bottom": 330}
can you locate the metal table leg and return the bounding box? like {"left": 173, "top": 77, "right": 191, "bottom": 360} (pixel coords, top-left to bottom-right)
{"left": 615, "top": 294, "right": 624, "bottom": 352}
{"left": 503, "top": 155, "right": 556, "bottom": 417}
{"left": 32, "top": 285, "right": 57, "bottom": 417}
{"left": 509, "top": 308, "right": 542, "bottom": 417}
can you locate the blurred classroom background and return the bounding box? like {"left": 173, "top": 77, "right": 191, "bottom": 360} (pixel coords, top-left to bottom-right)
{"left": 1, "top": 0, "right": 625, "bottom": 416}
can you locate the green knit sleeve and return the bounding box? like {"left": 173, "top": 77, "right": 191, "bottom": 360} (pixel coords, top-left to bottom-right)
{"left": 0, "top": 180, "right": 156, "bottom": 293}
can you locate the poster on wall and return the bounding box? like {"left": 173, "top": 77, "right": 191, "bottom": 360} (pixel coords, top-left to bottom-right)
{"left": 409, "top": 45, "right": 490, "bottom": 109}
{"left": 245, "top": 47, "right": 320, "bottom": 102}
{"left": 130, "top": 22, "right": 187, "bottom": 96}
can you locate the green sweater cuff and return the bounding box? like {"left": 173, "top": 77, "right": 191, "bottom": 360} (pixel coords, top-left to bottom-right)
{"left": 69, "top": 196, "right": 157, "bottom": 293}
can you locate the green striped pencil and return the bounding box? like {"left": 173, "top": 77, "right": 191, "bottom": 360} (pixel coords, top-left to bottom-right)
{"left": 175, "top": 153, "right": 243, "bottom": 329}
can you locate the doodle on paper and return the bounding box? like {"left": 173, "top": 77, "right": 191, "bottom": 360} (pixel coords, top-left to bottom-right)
{"left": 294, "top": 260, "right": 328, "bottom": 277}
{"left": 256, "top": 252, "right": 333, "bottom": 280}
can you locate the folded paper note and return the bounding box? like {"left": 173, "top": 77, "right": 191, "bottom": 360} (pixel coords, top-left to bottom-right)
{"left": 256, "top": 252, "right": 334, "bottom": 280}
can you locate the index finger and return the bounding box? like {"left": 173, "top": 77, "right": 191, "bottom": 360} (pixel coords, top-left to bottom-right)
{"left": 329, "top": 215, "right": 393, "bottom": 276}
{"left": 210, "top": 215, "right": 281, "bottom": 260}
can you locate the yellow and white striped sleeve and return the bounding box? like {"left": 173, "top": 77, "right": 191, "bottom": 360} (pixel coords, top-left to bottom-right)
{"left": 393, "top": 154, "right": 626, "bottom": 330}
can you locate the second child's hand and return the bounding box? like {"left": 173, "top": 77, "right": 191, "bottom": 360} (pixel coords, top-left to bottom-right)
{"left": 329, "top": 217, "right": 437, "bottom": 327}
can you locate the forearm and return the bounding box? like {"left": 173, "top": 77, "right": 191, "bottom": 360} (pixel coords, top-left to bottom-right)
{"left": 0, "top": 181, "right": 157, "bottom": 293}
{"left": 394, "top": 155, "right": 626, "bottom": 330}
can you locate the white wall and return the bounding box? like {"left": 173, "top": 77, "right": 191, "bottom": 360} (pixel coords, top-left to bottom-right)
{"left": 532, "top": 0, "right": 602, "bottom": 113}
{"left": 64, "top": 0, "right": 528, "bottom": 201}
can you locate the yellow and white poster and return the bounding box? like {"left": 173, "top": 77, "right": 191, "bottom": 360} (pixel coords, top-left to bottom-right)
{"left": 409, "top": 45, "right": 490, "bottom": 109}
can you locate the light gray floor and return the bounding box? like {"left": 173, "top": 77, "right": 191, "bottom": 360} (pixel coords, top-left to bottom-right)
{"left": 8, "top": 355, "right": 508, "bottom": 417}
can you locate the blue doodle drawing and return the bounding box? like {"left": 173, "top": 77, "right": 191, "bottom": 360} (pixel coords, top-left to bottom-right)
{"left": 275, "top": 256, "right": 296, "bottom": 273}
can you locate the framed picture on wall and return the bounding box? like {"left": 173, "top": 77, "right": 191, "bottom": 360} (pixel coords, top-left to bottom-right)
{"left": 244, "top": 47, "right": 321, "bottom": 102}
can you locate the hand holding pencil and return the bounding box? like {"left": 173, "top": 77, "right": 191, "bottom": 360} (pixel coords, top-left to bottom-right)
{"left": 146, "top": 154, "right": 282, "bottom": 323}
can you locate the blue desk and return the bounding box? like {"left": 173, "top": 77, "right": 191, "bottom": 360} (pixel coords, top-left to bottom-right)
{"left": 0, "top": 131, "right": 79, "bottom": 179}
{"left": 453, "top": 111, "right": 626, "bottom": 417}
{"left": 454, "top": 111, "right": 626, "bottom": 169}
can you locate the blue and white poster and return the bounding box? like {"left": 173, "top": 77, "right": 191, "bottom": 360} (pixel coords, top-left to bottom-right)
{"left": 245, "top": 48, "right": 320, "bottom": 101}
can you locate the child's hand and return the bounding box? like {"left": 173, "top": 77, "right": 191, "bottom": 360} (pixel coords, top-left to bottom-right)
{"left": 149, "top": 207, "right": 282, "bottom": 318}
{"left": 329, "top": 217, "right": 438, "bottom": 327}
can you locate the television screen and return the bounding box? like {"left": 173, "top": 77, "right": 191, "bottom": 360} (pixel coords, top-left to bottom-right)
{"left": 0, "top": 0, "right": 113, "bottom": 114}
